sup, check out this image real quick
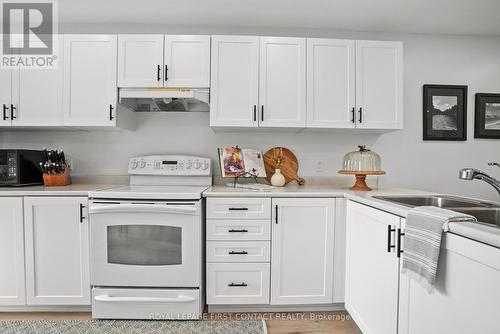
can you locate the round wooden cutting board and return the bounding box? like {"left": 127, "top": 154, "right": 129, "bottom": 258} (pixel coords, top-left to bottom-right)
{"left": 263, "top": 147, "right": 305, "bottom": 185}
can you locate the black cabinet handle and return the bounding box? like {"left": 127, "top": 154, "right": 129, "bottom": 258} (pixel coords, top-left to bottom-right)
{"left": 253, "top": 105, "right": 257, "bottom": 122}
{"left": 351, "top": 107, "right": 355, "bottom": 123}
{"left": 261, "top": 105, "right": 264, "bottom": 122}
{"left": 157, "top": 65, "right": 161, "bottom": 81}
{"left": 228, "top": 207, "right": 248, "bottom": 211}
{"left": 79, "top": 203, "right": 86, "bottom": 223}
{"left": 275, "top": 205, "right": 278, "bottom": 224}
{"left": 2, "top": 104, "right": 8, "bottom": 120}
{"left": 228, "top": 250, "right": 248, "bottom": 255}
{"left": 228, "top": 282, "right": 248, "bottom": 287}
{"left": 165, "top": 65, "right": 168, "bottom": 81}
{"left": 387, "top": 225, "right": 396, "bottom": 253}
{"left": 109, "top": 105, "right": 114, "bottom": 121}
{"left": 228, "top": 229, "right": 248, "bottom": 233}
{"left": 358, "top": 107, "right": 363, "bottom": 123}
{"left": 397, "top": 228, "right": 405, "bottom": 258}
{"left": 10, "top": 104, "right": 16, "bottom": 120}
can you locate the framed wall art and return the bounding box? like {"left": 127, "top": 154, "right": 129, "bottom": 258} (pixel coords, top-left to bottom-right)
{"left": 423, "top": 84, "right": 467, "bottom": 141}
{"left": 475, "top": 93, "right": 500, "bottom": 139}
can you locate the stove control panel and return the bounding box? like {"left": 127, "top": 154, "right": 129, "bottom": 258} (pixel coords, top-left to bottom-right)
{"left": 128, "top": 155, "right": 211, "bottom": 176}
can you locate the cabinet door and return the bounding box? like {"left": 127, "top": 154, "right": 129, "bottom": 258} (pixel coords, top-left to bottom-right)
{"left": 24, "top": 197, "right": 90, "bottom": 305}
{"left": 259, "top": 37, "right": 306, "bottom": 128}
{"left": 307, "top": 38, "right": 356, "bottom": 128}
{"left": 271, "top": 198, "right": 335, "bottom": 305}
{"left": 12, "top": 38, "right": 63, "bottom": 126}
{"left": 0, "top": 198, "right": 25, "bottom": 305}
{"left": 117, "top": 35, "right": 164, "bottom": 88}
{"left": 164, "top": 35, "right": 210, "bottom": 88}
{"left": 63, "top": 35, "right": 117, "bottom": 126}
{"left": 345, "top": 201, "right": 400, "bottom": 334}
{"left": 0, "top": 36, "right": 12, "bottom": 127}
{"left": 210, "top": 35, "right": 259, "bottom": 127}
{"left": 399, "top": 227, "right": 500, "bottom": 334}
{"left": 355, "top": 40, "right": 403, "bottom": 129}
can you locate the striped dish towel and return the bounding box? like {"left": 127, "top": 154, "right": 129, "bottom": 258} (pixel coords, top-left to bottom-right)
{"left": 402, "top": 206, "right": 477, "bottom": 291}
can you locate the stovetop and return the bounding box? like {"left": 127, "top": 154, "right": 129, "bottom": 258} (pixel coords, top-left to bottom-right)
{"left": 89, "top": 185, "right": 209, "bottom": 200}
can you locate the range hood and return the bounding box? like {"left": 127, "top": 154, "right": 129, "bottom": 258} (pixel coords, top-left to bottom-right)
{"left": 118, "top": 88, "right": 210, "bottom": 112}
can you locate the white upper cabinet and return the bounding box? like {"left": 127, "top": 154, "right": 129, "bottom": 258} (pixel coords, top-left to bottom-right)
{"left": 118, "top": 35, "right": 164, "bottom": 88}
{"left": 117, "top": 34, "right": 210, "bottom": 88}
{"left": 164, "top": 35, "right": 210, "bottom": 87}
{"left": 0, "top": 37, "right": 13, "bottom": 127}
{"left": 24, "top": 197, "right": 90, "bottom": 305}
{"left": 259, "top": 37, "right": 306, "bottom": 128}
{"left": 271, "top": 198, "right": 335, "bottom": 305}
{"left": 355, "top": 40, "right": 403, "bottom": 129}
{"left": 306, "top": 39, "right": 356, "bottom": 128}
{"left": 0, "top": 198, "right": 25, "bottom": 306}
{"left": 63, "top": 35, "right": 118, "bottom": 126}
{"left": 345, "top": 201, "right": 401, "bottom": 334}
{"left": 12, "top": 38, "right": 64, "bottom": 126}
{"left": 210, "top": 35, "right": 259, "bottom": 127}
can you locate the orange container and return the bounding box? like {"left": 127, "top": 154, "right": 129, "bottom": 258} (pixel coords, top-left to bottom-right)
{"left": 43, "top": 169, "right": 71, "bottom": 186}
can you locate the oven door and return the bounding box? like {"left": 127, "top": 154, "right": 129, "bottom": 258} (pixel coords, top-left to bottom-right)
{"left": 89, "top": 200, "right": 201, "bottom": 287}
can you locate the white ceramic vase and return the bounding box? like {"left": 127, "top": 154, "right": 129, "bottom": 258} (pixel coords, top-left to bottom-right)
{"left": 270, "top": 169, "right": 286, "bottom": 187}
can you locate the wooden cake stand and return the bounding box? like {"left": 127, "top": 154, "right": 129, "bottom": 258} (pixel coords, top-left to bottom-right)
{"left": 338, "top": 170, "right": 386, "bottom": 191}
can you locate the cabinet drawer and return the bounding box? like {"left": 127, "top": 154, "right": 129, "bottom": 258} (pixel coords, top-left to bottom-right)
{"left": 92, "top": 287, "right": 201, "bottom": 319}
{"left": 206, "top": 198, "right": 271, "bottom": 220}
{"left": 206, "top": 220, "right": 270, "bottom": 241}
{"left": 207, "top": 263, "right": 270, "bottom": 305}
{"left": 206, "top": 241, "right": 270, "bottom": 263}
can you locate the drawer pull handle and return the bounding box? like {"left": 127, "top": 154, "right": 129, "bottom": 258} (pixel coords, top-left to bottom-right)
{"left": 228, "top": 282, "right": 248, "bottom": 287}
{"left": 228, "top": 207, "right": 249, "bottom": 211}
{"left": 228, "top": 250, "right": 248, "bottom": 255}
{"left": 228, "top": 229, "right": 248, "bottom": 233}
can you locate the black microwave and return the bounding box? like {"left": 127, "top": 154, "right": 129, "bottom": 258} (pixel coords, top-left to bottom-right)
{"left": 0, "top": 150, "right": 45, "bottom": 186}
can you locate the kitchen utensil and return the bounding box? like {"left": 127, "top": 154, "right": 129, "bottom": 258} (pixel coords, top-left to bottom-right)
{"left": 263, "top": 147, "right": 305, "bottom": 185}
{"left": 40, "top": 148, "right": 71, "bottom": 186}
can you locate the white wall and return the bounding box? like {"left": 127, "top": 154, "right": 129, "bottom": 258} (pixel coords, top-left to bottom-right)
{"left": 1, "top": 26, "right": 500, "bottom": 201}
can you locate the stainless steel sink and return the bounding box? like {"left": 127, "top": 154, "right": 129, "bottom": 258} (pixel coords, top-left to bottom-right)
{"left": 372, "top": 195, "right": 500, "bottom": 209}
{"left": 450, "top": 208, "right": 500, "bottom": 227}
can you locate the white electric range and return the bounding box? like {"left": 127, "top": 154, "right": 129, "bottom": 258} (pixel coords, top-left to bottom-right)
{"left": 88, "top": 155, "right": 211, "bottom": 320}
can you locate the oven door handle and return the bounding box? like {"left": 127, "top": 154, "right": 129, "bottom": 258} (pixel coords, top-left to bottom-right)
{"left": 94, "top": 294, "right": 196, "bottom": 303}
{"left": 89, "top": 204, "right": 198, "bottom": 215}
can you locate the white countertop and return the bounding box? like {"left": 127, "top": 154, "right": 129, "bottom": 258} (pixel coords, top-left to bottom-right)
{"left": 0, "top": 183, "right": 118, "bottom": 196}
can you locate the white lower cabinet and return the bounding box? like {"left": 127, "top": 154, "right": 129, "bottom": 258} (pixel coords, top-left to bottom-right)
{"left": 0, "top": 198, "right": 25, "bottom": 306}
{"left": 345, "top": 200, "right": 401, "bottom": 334}
{"left": 271, "top": 198, "right": 335, "bottom": 305}
{"left": 24, "top": 197, "right": 90, "bottom": 305}
{"left": 205, "top": 197, "right": 336, "bottom": 307}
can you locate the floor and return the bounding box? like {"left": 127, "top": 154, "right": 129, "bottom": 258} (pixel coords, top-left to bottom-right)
{"left": 0, "top": 311, "right": 358, "bottom": 334}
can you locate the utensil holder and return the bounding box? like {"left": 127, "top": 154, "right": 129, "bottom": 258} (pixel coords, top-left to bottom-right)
{"left": 43, "top": 169, "right": 71, "bottom": 186}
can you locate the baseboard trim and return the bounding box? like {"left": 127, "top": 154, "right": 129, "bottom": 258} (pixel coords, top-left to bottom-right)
{"left": 208, "top": 303, "right": 345, "bottom": 313}
{"left": 0, "top": 305, "right": 91, "bottom": 312}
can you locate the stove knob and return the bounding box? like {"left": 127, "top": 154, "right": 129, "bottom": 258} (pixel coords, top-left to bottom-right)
{"left": 130, "top": 160, "right": 138, "bottom": 169}
{"left": 194, "top": 161, "right": 201, "bottom": 169}
{"left": 139, "top": 160, "right": 146, "bottom": 168}
{"left": 202, "top": 162, "right": 209, "bottom": 170}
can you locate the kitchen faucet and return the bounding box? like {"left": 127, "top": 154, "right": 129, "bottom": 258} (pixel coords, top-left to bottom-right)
{"left": 459, "top": 162, "right": 500, "bottom": 196}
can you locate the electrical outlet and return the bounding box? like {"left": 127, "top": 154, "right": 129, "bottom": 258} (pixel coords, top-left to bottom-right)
{"left": 316, "top": 160, "right": 324, "bottom": 173}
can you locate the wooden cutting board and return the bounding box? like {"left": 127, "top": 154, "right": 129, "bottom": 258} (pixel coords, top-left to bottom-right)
{"left": 263, "top": 147, "right": 305, "bottom": 185}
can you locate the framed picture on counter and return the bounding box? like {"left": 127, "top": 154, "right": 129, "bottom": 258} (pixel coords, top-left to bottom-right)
{"left": 423, "top": 84, "right": 467, "bottom": 141}
{"left": 475, "top": 93, "right": 500, "bottom": 139}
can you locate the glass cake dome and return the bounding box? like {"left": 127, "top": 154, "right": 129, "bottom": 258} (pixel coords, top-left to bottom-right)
{"left": 342, "top": 145, "right": 382, "bottom": 172}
